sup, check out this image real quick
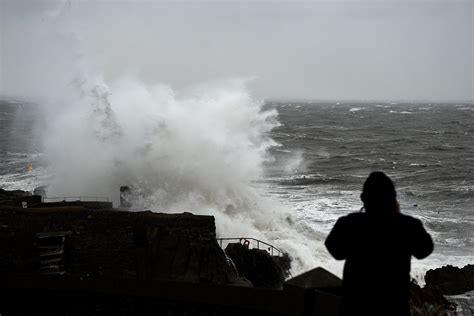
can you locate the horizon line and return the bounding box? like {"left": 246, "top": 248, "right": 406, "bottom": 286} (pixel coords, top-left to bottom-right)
{"left": 264, "top": 98, "right": 474, "bottom": 104}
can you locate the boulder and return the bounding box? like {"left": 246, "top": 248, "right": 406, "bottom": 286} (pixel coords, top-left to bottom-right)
{"left": 224, "top": 242, "right": 290, "bottom": 289}
{"left": 424, "top": 264, "right": 474, "bottom": 295}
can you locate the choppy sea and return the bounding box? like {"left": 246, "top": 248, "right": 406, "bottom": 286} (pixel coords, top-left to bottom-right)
{"left": 1, "top": 99, "right": 473, "bottom": 282}
{"left": 265, "top": 101, "right": 473, "bottom": 280}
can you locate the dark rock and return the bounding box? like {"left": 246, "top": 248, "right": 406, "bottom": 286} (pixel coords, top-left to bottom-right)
{"left": 131, "top": 211, "right": 241, "bottom": 285}
{"left": 284, "top": 269, "right": 457, "bottom": 315}
{"left": 0, "top": 188, "right": 31, "bottom": 200}
{"left": 14, "top": 195, "right": 42, "bottom": 208}
{"left": 224, "top": 242, "right": 289, "bottom": 289}
{"left": 424, "top": 264, "right": 474, "bottom": 295}
{"left": 409, "top": 281, "right": 456, "bottom": 315}
{"left": 35, "top": 200, "right": 113, "bottom": 210}
{"left": 0, "top": 207, "right": 240, "bottom": 285}
{"left": 0, "top": 188, "right": 32, "bottom": 206}
{"left": 274, "top": 252, "right": 292, "bottom": 279}
{"left": 119, "top": 186, "right": 132, "bottom": 208}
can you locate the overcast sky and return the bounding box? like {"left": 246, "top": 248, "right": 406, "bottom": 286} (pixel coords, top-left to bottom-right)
{"left": 1, "top": 0, "right": 472, "bottom": 101}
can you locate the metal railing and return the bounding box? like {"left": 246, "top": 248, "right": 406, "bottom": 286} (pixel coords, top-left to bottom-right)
{"left": 216, "top": 237, "right": 284, "bottom": 257}
{"left": 43, "top": 196, "right": 109, "bottom": 203}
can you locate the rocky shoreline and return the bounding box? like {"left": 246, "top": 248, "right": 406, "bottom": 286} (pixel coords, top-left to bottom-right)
{"left": 0, "top": 188, "right": 472, "bottom": 315}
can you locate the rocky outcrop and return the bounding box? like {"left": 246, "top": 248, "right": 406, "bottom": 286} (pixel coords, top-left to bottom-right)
{"left": 224, "top": 242, "right": 291, "bottom": 289}
{"left": 0, "top": 188, "right": 30, "bottom": 200}
{"left": 134, "top": 211, "right": 244, "bottom": 285}
{"left": 425, "top": 264, "right": 474, "bottom": 295}
{"left": 0, "top": 206, "right": 240, "bottom": 285}
{"left": 0, "top": 188, "right": 35, "bottom": 207}
{"left": 409, "top": 281, "right": 456, "bottom": 315}
{"left": 283, "top": 268, "right": 457, "bottom": 316}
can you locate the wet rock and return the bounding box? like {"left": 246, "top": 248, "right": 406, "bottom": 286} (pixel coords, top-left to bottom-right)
{"left": 0, "top": 188, "right": 30, "bottom": 200}
{"left": 445, "top": 290, "right": 474, "bottom": 315}
{"left": 224, "top": 242, "right": 290, "bottom": 289}
{"left": 0, "top": 188, "right": 31, "bottom": 207}
{"left": 409, "top": 281, "right": 456, "bottom": 315}
{"left": 425, "top": 264, "right": 474, "bottom": 295}
{"left": 119, "top": 186, "right": 132, "bottom": 208}
{"left": 0, "top": 207, "right": 240, "bottom": 285}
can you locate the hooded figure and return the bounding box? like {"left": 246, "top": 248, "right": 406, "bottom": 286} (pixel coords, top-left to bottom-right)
{"left": 325, "top": 171, "right": 433, "bottom": 316}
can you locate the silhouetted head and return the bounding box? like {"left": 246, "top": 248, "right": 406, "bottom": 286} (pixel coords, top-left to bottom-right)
{"left": 361, "top": 171, "right": 397, "bottom": 214}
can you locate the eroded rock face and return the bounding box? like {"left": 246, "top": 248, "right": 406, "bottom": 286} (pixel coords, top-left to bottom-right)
{"left": 0, "top": 207, "right": 241, "bottom": 285}
{"left": 134, "top": 211, "right": 241, "bottom": 285}
{"left": 0, "top": 188, "right": 32, "bottom": 207}
{"left": 425, "top": 264, "right": 474, "bottom": 295}
{"left": 0, "top": 188, "right": 30, "bottom": 200}
{"left": 224, "top": 242, "right": 291, "bottom": 289}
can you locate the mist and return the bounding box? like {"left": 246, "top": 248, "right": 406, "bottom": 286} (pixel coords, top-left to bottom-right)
{"left": 1, "top": 0, "right": 472, "bottom": 102}
{"left": 0, "top": 0, "right": 347, "bottom": 274}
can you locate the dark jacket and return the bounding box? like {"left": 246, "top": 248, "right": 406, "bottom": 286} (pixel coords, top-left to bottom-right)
{"left": 325, "top": 212, "right": 433, "bottom": 316}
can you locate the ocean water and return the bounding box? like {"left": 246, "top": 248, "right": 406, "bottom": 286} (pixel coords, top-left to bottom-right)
{"left": 1, "top": 99, "right": 473, "bottom": 281}
{"left": 263, "top": 101, "right": 474, "bottom": 280}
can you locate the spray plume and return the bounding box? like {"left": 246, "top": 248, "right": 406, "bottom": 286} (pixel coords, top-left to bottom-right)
{"left": 3, "top": 0, "right": 337, "bottom": 275}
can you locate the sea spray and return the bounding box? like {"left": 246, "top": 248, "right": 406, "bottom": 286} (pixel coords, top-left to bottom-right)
{"left": 41, "top": 72, "right": 331, "bottom": 273}
{"left": 1, "top": 0, "right": 339, "bottom": 275}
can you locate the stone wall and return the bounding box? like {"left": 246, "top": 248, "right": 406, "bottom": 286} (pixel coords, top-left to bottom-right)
{"left": 0, "top": 206, "right": 238, "bottom": 284}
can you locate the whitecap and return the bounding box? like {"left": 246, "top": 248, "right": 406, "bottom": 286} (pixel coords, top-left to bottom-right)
{"left": 274, "top": 148, "right": 292, "bottom": 153}
{"left": 390, "top": 110, "right": 413, "bottom": 114}
{"left": 409, "top": 163, "right": 427, "bottom": 167}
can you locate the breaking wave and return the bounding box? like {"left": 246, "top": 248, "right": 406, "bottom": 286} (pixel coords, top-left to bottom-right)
{"left": 1, "top": 2, "right": 335, "bottom": 275}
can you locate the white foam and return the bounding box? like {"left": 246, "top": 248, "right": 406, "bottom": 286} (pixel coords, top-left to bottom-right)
{"left": 390, "top": 110, "right": 413, "bottom": 114}
{"left": 409, "top": 163, "right": 428, "bottom": 167}
{"left": 0, "top": 3, "right": 340, "bottom": 276}
{"left": 0, "top": 167, "right": 49, "bottom": 191}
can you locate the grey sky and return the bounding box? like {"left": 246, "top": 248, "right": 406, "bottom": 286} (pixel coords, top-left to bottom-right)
{"left": 1, "top": 0, "right": 472, "bottom": 101}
